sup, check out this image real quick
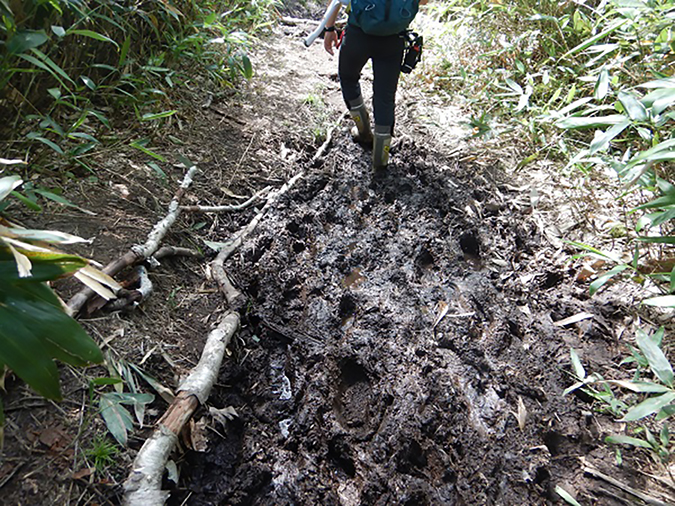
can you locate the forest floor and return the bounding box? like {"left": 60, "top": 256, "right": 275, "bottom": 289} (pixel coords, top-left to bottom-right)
{"left": 2, "top": 5, "right": 675, "bottom": 506}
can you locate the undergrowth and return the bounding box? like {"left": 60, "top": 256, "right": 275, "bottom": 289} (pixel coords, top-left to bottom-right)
{"left": 0, "top": 0, "right": 279, "bottom": 188}
{"left": 421, "top": 0, "right": 675, "bottom": 496}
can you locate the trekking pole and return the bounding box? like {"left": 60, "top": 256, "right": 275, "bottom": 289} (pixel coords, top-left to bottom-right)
{"left": 304, "top": 0, "right": 349, "bottom": 47}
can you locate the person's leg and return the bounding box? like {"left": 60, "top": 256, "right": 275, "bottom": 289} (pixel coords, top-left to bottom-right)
{"left": 339, "top": 26, "right": 373, "bottom": 142}
{"left": 370, "top": 34, "right": 405, "bottom": 131}
{"left": 338, "top": 26, "right": 371, "bottom": 107}
{"left": 371, "top": 35, "right": 404, "bottom": 168}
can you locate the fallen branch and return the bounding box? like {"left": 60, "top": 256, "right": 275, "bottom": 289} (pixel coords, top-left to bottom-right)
{"left": 153, "top": 246, "right": 203, "bottom": 261}
{"left": 181, "top": 186, "right": 271, "bottom": 213}
{"left": 67, "top": 165, "right": 198, "bottom": 316}
{"left": 123, "top": 312, "right": 239, "bottom": 506}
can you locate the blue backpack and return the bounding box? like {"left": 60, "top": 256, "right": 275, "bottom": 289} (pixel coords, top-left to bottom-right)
{"left": 349, "top": 0, "right": 419, "bottom": 36}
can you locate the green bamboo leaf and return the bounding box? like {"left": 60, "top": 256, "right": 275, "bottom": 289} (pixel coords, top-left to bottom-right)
{"left": 25, "top": 133, "right": 64, "bottom": 154}
{"left": 17, "top": 54, "right": 70, "bottom": 90}
{"left": 140, "top": 110, "right": 176, "bottom": 121}
{"left": 87, "top": 110, "right": 110, "bottom": 129}
{"left": 0, "top": 249, "right": 86, "bottom": 282}
{"left": 99, "top": 393, "right": 133, "bottom": 446}
{"left": 642, "top": 88, "right": 675, "bottom": 115}
{"left": 80, "top": 75, "right": 96, "bottom": 90}
{"left": 130, "top": 140, "right": 166, "bottom": 162}
{"left": 30, "top": 48, "right": 74, "bottom": 85}
{"left": 0, "top": 287, "right": 63, "bottom": 400}
{"left": 570, "top": 349, "right": 585, "bottom": 380}
{"left": 66, "top": 29, "right": 119, "bottom": 48}
{"left": 7, "top": 30, "right": 48, "bottom": 54}
{"left": 555, "top": 485, "right": 582, "bottom": 506}
{"left": 618, "top": 91, "right": 648, "bottom": 121}
{"left": 555, "top": 114, "right": 627, "bottom": 129}
{"left": 643, "top": 295, "right": 675, "bottom": 307}
{"left": 9, "top": 191, "right": 42, "bottom": 211}
{"left": 605, "top": 435, "right": 653, "bottom": 449}
{"left": 241, "top": 54, "right": 253, "bottom": 80}
{"left": 638, "top": 78, "right": 675, "bottom": 89}
{"left": 51, "top": 26, "right": 66, "bottom": 38}
{"left": 636, "top": 329, "right": 674, "bottom": 386}
{"left": 561, "top": 19, "right": 628, "bottom": 59}
{"left": 588, "top": 119, "right": 630, "bottom": 155}
{"left": 119, "top": 36, "right": 131, "bottom": 67}
{"left": 3, "top": 281, "right": 101, "bottom": 366}
{"left": 607, "top": 380, "right": 671, "bottom": 393}
{"left": 594, "top": 68, "right": 609, "bottom": 100}
{"left": 637, "top": 236, "right": 675, "bottom": 244}
{"left": 590, "top": 264, "right": 628, "bottom": 295}
{"left": 619, "top": 392, "right": 675, "bottom": 422}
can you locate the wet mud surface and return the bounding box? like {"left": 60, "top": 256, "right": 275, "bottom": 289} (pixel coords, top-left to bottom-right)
{"left": 170, "top": 128, "right": 623, "bottom": 504}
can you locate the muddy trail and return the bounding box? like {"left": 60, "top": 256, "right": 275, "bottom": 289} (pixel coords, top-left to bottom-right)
{"left": 164, "top": 18, "right": 644, "bottom": 506}
{"left": 2, "top": 6, "right": 669, "bottom": 506}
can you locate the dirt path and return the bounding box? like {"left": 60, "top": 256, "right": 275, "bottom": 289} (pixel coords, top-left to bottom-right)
{"left": 3, "top": 9, "right": 674, "bottom": 506}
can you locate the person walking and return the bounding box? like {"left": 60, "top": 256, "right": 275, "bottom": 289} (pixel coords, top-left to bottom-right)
{"left": 323, "top": 0, "right": 425, "bottom": 170}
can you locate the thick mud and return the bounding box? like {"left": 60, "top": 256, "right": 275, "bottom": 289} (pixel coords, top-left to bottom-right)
{"left": 169, "top": 125, "right": 615, "bottom": 504}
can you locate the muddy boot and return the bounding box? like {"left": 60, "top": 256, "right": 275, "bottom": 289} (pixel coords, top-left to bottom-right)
{"left": 348, "top": 97, "right": 373, "bottom": 145}
{"left": 372, "top": 125, "right": 392, "bottom": 170}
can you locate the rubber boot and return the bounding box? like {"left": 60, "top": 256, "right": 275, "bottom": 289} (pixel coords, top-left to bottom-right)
{"left": 348, "top": 97, "right": 373, "bottom": 145}
{"left": 373, "top": 125, "right": 392, "bottom": 170}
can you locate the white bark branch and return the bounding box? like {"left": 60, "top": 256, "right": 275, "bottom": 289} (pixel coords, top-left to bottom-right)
{"left": 67, "top": 165, "right": 198, "bottom": 316}
{"left": 181, "top": 186, "right": 271, "bottom": 213}
{"left": 123, "top": 312, "right": 239, "bottom": 506}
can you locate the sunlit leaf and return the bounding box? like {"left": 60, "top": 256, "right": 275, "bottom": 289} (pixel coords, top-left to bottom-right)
{"left": 618, "top": 91, "right": 648, "bottom": 121}
{"left": 619, "top": 392, "right": 675, "bottom": 422}
{"left": 605, "top": 435, "right": 653, "bottom": 449}
{"left": 590, "top": 264, "right": 628, "bottom": 295}
{"left": 140, "top": 110, "right": 177, "bottom": 121}
{"left": 643, "top": 295, "right": 675, "bottom": 307}
{"left": 67, "top": 29, "right": 119, "bottom": 48}
{"left": 593, "top": 68, "right": 609, "bottom": 100}
{"left": 0, "top": 176, "right": 22, "bottom": 202}
{"left": 636, "top": 329, "right": 674, "bottom": 386}
{"left": 555, "top": 114, "right": 627, "bottom": 129}
{"left": 555, "top": 485, "right": 582, "bottom": 506}
{"left": 570, "top": 349, "right": 585, "bottom": 380}
{"left": 588, "top": 119, "right": 630, "bottom": 155}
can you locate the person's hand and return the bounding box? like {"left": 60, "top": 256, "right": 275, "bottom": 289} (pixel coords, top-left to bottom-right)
{"left": 324, "top": 30, "right": 338, "bottom": 56}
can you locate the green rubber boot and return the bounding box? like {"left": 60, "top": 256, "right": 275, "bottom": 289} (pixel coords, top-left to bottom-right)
{"left": 373, "top": 125, "right": 392, "bottom": 170}
{"left": 348, "top": 97, "right": 373, "bottom": 145}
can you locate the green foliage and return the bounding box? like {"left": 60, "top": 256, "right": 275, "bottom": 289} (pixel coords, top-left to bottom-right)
{"left": 85, "top": 435, "right": 119, "bottom": 472}
{"left": 0, "top": 176, "right": 105, "bottom": 430}
{"left": 427, "top": 0, "right": 675, "bottom": 307}
{"left": 567, "top": 327, "right": 675, "bottom": 478}
{"left": 0, "top": 0, "right": 278, "bottom": 171}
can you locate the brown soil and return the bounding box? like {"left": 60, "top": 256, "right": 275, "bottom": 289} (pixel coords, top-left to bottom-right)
{"left": 2, "top": 6, "right": 675, "bottom": 506}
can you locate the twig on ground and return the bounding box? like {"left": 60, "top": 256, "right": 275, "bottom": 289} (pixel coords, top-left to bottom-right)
{"left": 181, "top": 186, "right": 272, "bottom": 213}
{"left": 67, "top": 165, "right": 198, "bottom": 317}
{"left": 152, "top": 246, "right": 203, "bottom": 261}
{"left": 210, "top": 170, "right": 304, "bottom": 309}
{"left": 0, "top": 462, "right": 24, "bottom": 490}
{"left": 583, "top": 463, "right": 673, "bottom": 506}
{"left": 123, "top": 312, "right": 239, "bottom": 506}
